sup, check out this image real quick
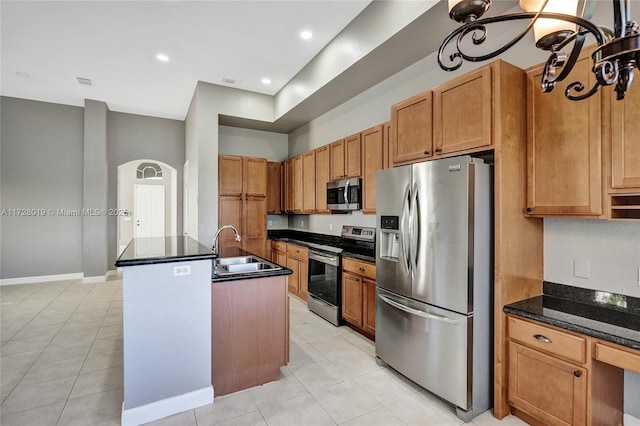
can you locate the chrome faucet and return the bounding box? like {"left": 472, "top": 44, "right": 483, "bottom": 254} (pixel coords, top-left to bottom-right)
{"left": 212, "top": 225, "right": 242, "bottom": 254}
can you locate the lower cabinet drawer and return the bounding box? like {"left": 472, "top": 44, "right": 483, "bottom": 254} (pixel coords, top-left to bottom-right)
{"left": 508, "top": 316, "right": 586, "bottom": 364}
{"left": 343, "top": 257, "right": 376, "bottom": 280}
{"left": 595, "top": 342, "right": 640, "bottom": 374}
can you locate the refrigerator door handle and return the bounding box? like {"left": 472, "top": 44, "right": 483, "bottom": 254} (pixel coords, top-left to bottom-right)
{"left": 379, "top": 294, "right": 459, "bottom": 325}
{"left": 410, "top": 182, "right": 420, "bottom": 270}
{"left": 400, "top": 183, "right": 411, "bottom": 272}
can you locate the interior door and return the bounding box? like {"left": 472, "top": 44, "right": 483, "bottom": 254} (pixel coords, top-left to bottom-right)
{"left": 134, "top": 184, "right": 165, "bottom": 238}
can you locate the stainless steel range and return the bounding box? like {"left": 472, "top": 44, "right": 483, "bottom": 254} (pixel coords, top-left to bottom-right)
{"left": 307, "top": 226, "right": 375, "bottom": 326}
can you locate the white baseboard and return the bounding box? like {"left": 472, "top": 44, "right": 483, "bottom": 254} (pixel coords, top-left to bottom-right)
{"left": 0, "top": 272, "right": 83, "bottom": 286}
{"left": 121, "top": 386, "right": 213, "bottom": 426}
{"left": 625, "top": 414, "right": 640, "bottom": 426}
{"left": 83, "top": 270, "right": 119, "bottom": 284}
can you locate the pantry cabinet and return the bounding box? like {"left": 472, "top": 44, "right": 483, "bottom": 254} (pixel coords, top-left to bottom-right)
{"left": 287, "top": 244, "right": 308, "bottom": 302}
{"left": 525, "top": 52, "right": 603, "bottom": 217}
{"left": 315, "top": 145, "right": 330, "bottom": 214}
{"left": 218, "top": 155, "right": 267, "bottom": 258}
{"left": 391, "top": 90, "right": 433, "bottom": 165}
{"left": 361, "top": 124, "right": 384, "bottom": 214}
{"left": 433, "top": 66, "right": 492, "bottom": 155}
{"left": 342, "top": 257, "right": 376, "bottom": 337}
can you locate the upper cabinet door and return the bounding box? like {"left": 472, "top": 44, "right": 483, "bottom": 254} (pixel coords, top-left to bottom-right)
{"left": 330, "top": 139, "right": 345, "bottom": 181}
{"left": 610, "top": 72, "right": 640, "bottom": 191}
{"left": 219, "top": 155, "right": 243, "bottom": 196}
{"left": 284, "top": 159, "right": 294, "bottom": 213}
{"left": 293, "top": 155, "right": 304, "bottom": 213}
{"left": 525, "top": 53, "right": 603, "bottom": 217}
{"left": 362, "top": 125, "right": 383, "bottom": 215}
{"left": 243, "top": 157, "right": 267, "bottom": 197}
{"left": 345, "top": 133, "right": 362, "bottom": 178}
{"left": 433, "top": 66, "right": 492, "bottom": 155}
{"left": 266, "top": 161, "right": 281, "bottom": 214}
{"left": 315, "top": 145, "right": 330, "bottom": 214}
{"left": 391, "top": 90, "right": 433, "bottom": 165}
{"left": 303, "top": 150, "right": 316, "bottom": 213}
{"left": 383, "top": 121, "right": 392, "bottom": 170}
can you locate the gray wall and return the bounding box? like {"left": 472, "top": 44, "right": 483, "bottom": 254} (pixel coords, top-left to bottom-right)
{"left": 108, "top": 111, "right": 185, "bottom": 269}
{"left": 1, "top": 97, "right": 84, "bottom": 279}
{"left": 218, "top": 125, "right": 288, "bottom": 161}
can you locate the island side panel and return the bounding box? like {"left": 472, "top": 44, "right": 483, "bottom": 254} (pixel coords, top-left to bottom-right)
{"left": 212, "top": 275, "right": 287, "bottom": 396}
{"left": 122, "top": 259, "right": 212, "bottom": 411}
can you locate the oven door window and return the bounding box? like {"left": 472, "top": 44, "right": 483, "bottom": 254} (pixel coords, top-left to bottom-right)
{"left": 308, "top": 258, "right": 339, "bottom": 306}
{"left": 327, "top": 187, "right": 344, "bottom": 206}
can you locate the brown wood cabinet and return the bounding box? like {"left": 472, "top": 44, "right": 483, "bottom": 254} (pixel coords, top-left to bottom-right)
{"left": 361, "top": 124, "right": 384, "bottom": 215}
{"left": 267, "top": 161, "right": 282, "bottom": 214}
{"left": 287, "top": 243, "right": 308, "bottom": 301}
{"left": 391, "top": 90, "right": 433, "bottom": 165}
{"left": 433, "top": 66, "right": 492, "bottom": 155}
{"left": 341, "top": 257, "right": 376, "bottom": 338}
{"left": 330, "top": 133, "right": 362, "bottom": 180}
{"left": 303, "top": 151, "right": 316, "bottom": 213}
{"left": 218, "top": 155, "right": 267, "bottom": 258}
{"left": 525, "top": 51, "right": 603, "bottom": 217}
{"left": 293, "top": 155, "right": 303, "bottom": 213}
{"left": 284, "top": 159, "right": 294, "bottom": 213}
{"left": 383, "top": 121, "right": 391, "bottom": 170}
{"left": 506, "top": 315, "right": 629, "bottom": 426}
{"left": 315, "top": 145, "right": 330, "bottom": 214}
{"left": 271, "top": 240, "right": 288, "bottom": 267}
{"left": 607, "top": 71, "right": 640, "bottom": 219}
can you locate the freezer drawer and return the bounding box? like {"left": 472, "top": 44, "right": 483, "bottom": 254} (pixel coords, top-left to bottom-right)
{"left": 376, "top": 287, "right": 472, "bottom": 410}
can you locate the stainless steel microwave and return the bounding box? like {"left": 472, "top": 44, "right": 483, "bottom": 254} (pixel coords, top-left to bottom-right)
{"left": 327, "top": 177, "right": 362, "bottom": 211}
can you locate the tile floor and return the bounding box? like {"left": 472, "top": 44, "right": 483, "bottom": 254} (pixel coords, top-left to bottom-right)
{"left": 0, "top": 278, "right": 528, "bottom": 426}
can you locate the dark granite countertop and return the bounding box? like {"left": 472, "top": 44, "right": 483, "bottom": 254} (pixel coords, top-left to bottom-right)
{"left": 504, "top": 282, "right": 640, "bottom": 350}
{"left": 115, "top": 236, "right": 217, "bottom": 267}
{"left": 211, "top": 246, "right": 292, "bottom": 283}
{"left": 268, "top": 229, "right": 376, "bottom": 263}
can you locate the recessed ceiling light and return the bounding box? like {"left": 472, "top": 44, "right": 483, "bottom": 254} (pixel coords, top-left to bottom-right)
{"left": 156, "top": 54, "right": 169, "bottom": 62}
{"left": 300, "top": 30, "right": 313, "bottom": 40}
{"left": 261, "top": 78, "right": 272, "bottom": 85}
{"left": 76, "top": 77, "right": 94, "bottom": 86}
{"left": 15, "top": 71, "right": 30, "bottom": 78}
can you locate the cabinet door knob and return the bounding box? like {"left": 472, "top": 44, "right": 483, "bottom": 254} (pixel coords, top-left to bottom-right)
{"left": 573, "top": 370, "right": 582, "bottom": 378}
{"left": 526, "top": 207, "right": 533, "bottom": 213}
{"left": 423, "top": 150, "right": 430, "bottom": 155}
{"left": 359, "top": 267, "right": 365, "bottom": 272}
{"left": 533, "top": 334, "right": 552, "bottom": 343}
{"left": 435, "top": 148, "right": 442, "bottom": 153}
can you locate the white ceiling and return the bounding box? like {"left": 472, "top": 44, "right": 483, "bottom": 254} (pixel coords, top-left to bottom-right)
{"left": 1, "top": 0, "right": 372, "bottom": 121}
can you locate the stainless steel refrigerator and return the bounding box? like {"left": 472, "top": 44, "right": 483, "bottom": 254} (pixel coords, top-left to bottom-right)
{"left": 375, "top": 155, "right": 492, "bottom": 422}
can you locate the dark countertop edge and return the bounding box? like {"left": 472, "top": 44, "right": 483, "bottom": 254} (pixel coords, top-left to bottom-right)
{"left": 268, "top": 230, "right": 375, "bottom": 262}
{"left": 342, "top": 252, "right": 376, "bottom": 263}
{"left": 115, "top": 253, "right": 217, "bottom": 267}
{"left": 503, "top": 304, "right": 640, "bottom": 351}
{"left": 212, "top": 267, "right": 292, "bottom": 283}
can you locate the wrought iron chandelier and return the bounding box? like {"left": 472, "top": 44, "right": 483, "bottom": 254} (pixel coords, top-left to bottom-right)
{"left": 438, "top": 0, "right": 640, "bottom": 100}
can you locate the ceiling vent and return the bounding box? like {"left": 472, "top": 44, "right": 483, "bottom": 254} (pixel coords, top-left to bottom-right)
{"left": 76, "top": 77, "right": 93, "bottom": 86}
{"left": 221, "top": 77, "right": 240, "bottom": 85}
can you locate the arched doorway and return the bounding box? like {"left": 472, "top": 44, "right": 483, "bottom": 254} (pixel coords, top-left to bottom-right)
{"left": 117, "top": 160, "right": 177, "bottom": 256}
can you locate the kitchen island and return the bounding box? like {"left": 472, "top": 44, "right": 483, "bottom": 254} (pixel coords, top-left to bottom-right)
{"left": 115, "top": 238, "right": 291, "bottom": 425}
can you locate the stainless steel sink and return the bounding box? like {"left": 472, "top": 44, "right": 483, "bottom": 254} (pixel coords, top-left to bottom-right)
{"left": 213, "top": 256, "right": 282, "bottom": 276}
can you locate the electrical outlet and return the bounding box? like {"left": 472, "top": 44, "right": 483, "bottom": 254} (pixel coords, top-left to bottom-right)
{"left": 173, "top": 265, "right": 191, "bottom": 276}
{"left": 268, "top": 220, "right": 273, "bottom": 227}
{"left": 573, "top": 260, "right": 590, "bottom": 279}
{"left": 300, "top": 220, "right": 304, "bottom": 227}
{"left": 638, "top": 267, "right": 640, "bottom": 286}
{"left": 329, "top": 223, "right": 333, "bottom": 231}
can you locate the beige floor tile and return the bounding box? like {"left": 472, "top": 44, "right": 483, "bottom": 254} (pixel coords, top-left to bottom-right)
{"left": 96, "top": 324, "right": 123, "bottom": 339}
{"left": 325, "top": 346, "right": 381, "bottom": 379}
{"left": 248, "top": 374, "right": 307, "bottom": 409}
{"left": 0, "top": 376, "right": 75, "bottom": 416}
{"left": 340, "top": 406, "right": 407, "bottom": 426}
{"left": 195, "top": 389, "right": 260, "bottom": 426}
{"left": 353, "top": 368, "right": 420, "bottom": 404}
{"left": 386, "top": 391, "right": 463, "bottom": 426}
{"left": 311, "top": 380, "right": 381, "bottom": 424}
{"left": 0, "top": 401, "right": 65, "bottom": 426}
{"left": 309, "top": 335, "right": 361, "bottom": 358}
{"left": 101, "top": 315, "right": 123, "bottom": 326}
{"left": 51, "top": 327, "right": 99, "bottom": 345}
{"left": 1, "top": 336, "right": 52, "bottom": 356}
{"left": 215, "top": 410, "right": 267, "bottom": 426}
{"left": 81, "top": 349, "right": 123, "bottom": 373}
{"left": 89, "top": 335, "right": 123, "bottom": 354}
{"left": 57, "top": 387, "right": 123, "bottom": 426}
{"left": 11, "top": 324, "right": 62, "bottom": 342}
{"left": 69, "top": 365, "right": 123, "bottom": 399}
{"left": 18, "top": 356, "right": 85, "bottom": 387}
{"left": 294, "top": 323, "right": 345, "bottom": 344}
{"left": 290, "top": 360, "right": 346, "bottom": 392}
{"left": 260, "top": 393, "right": 335, "bottom": 426}
{"left": 60, "top": 319, "right": 103, "bottom": 331}
{"left": 142, "top": 409, "right": 197, "bottom": 426}
{"left": 470, "top": 411, "right": 529, "bottom": 426}
{"left": 38, "top": 341, "right": 92, "bottom": 363}
{"left": 288, "top": 342, "right": 326, "bottom": 369}
{"left": 26, "top": 313, "right": 70, "bottom": 328}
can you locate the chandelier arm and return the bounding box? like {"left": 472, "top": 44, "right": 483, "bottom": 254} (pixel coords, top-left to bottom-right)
{"left": 547, "top": 33, "right": 587, "bottom": 84}
{"left": 614, "top": 0, "right": 625, "bottom": 38}
{"left": 565, "top": 80, "right": 602, "bottom": 101}
{"left": 438, "top": 12, "right": 607, "bottom": 72}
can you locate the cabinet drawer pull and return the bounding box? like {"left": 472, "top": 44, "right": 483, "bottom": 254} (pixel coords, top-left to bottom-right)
{"left": 423, "top": 150, "right": 430, "bottom": 155}
{"left": 435, "top": 148, "right": 442, "bottom": 153}
{"left": 573, "top": 370, "right": 582, "bottom": 378}
{"left": 533, "top": 334, "right": 552, "bottom": 343}
{"left": 359, "top": 267, "right": 366, "bottom": 272}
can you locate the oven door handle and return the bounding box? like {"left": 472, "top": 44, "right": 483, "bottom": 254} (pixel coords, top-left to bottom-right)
{"left": 309, "top": 251, "right": 340, "bottom": 266}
